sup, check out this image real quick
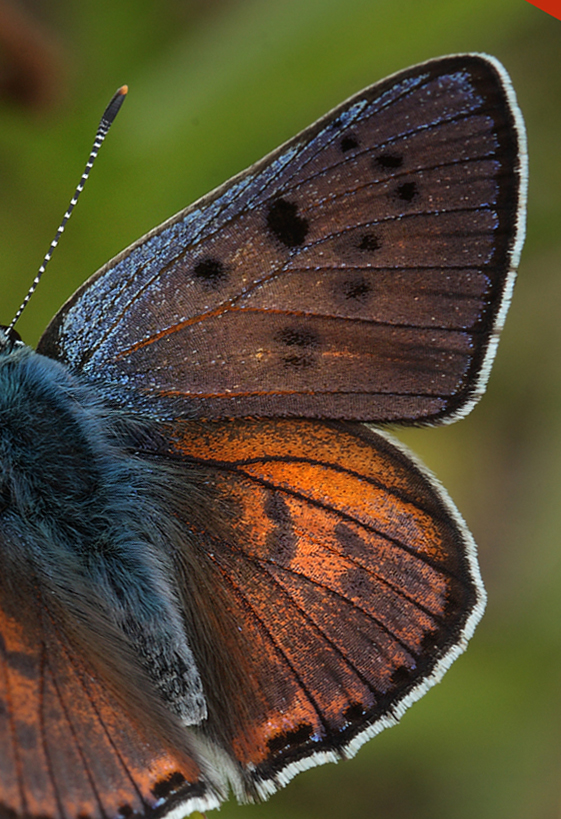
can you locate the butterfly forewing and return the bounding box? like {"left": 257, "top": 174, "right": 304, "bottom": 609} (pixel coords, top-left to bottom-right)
{"left": 38, "top": 54, "right": 526, "bottom": 425}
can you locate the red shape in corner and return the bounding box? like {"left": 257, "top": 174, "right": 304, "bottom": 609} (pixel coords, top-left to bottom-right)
{"left": 525, "top": 0, "right": 561, "bottom": 20}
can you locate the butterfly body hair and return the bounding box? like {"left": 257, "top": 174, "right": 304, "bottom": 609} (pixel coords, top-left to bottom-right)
{"left": 0, "top": 338, "right": 208, "bottom": 730}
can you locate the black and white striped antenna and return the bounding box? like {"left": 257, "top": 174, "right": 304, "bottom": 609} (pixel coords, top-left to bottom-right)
{"left": 7, "top": 85, "right": 128, "bottom": 334}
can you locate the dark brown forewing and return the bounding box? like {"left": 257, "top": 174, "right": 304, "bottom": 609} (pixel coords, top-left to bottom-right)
{"left": 0, "top": 566, "right": 222, "bottom": 819}
{"left": 151, "top": 418, "right": 484, "bottom": 793}
{"left": 38, "top": 54, "right": 526, "bottom": 425}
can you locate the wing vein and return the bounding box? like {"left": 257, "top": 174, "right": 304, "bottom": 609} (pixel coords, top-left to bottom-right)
{"left": 207, "top": 552, "right": 332, "bottom": 736}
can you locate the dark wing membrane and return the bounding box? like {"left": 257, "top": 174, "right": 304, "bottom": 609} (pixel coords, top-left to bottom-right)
{"left": 38, "top": 54, "right": 526, "bottom": 424}
{"left": 147, "top": 419, "right": 485, "bottom": 793}
{"left": 0, "top": 563, "right": 222, "bottom": 819}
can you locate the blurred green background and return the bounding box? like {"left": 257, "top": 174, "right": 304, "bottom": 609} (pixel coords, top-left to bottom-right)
{"left": 1, "top": 0, "right": 560, "bottom": 817}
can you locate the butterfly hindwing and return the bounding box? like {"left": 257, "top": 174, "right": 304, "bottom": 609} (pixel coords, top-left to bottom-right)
{"left": 143, "top": 418, "right": 484, "bottom": 793}
{"left": 0, "top": 556, "right": 222, "bottom": 819}
{"left": 37, "top": 54, "right": 526, "bottom": 425}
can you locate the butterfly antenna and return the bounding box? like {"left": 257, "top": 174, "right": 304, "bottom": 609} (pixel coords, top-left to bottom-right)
{"left": 7, "top": 85, "right": 128, "bottom": 333}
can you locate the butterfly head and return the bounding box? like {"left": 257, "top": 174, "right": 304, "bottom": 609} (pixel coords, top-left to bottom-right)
{"left": 0, "top": 325, "right": 23, "bottom": 354}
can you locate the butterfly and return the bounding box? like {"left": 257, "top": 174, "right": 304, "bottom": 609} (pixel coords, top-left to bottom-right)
{"left": 0, "top": 53, "right": 527, "bottom": 818}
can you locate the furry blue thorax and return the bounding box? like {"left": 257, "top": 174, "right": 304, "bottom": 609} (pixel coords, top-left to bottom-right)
{"left": 0, "top": 335, "right": 206, "bottom": 726}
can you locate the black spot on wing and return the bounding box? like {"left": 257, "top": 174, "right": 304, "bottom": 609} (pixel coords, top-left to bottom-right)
{"left": 395, "top": 181, "right": 418, "bottom": 203}
{"left": 340, "top": 134, "right": 359, "bottom": 152}
{"left": 343, "top": 276, "right": 372, "bottom": 303}
{"left": 420, "top": 630, "right": 440, "bottom": 653}
{"left": 266, "top": 198, "right": 309, "bottom": 247}
{"left": 283, "top": 354, "right": 315, "bottom": 369}
{"left": 5, "top": 650, "right": 36, "bottom": 679}
{"left": 335, "top": 523, "right": 365, "bottom": 555}
{"left": 344, "top": 702, "right": 367, "bottom": 723}
{"left": 276, "top": 327, "right": 320, "bottom": 348}
{"left": 375, "top": 153, "right": 403, "bottom": 169}
{"left": 390, "top": 665, "right": 413, "bottom": 687}
{"left": 193, "top": 257, "right": 227, "bottom": 287}
{"left": 276, "top": 326, "right": 319, "bottom": 370}
{"left": 267, "top": 723, "right": 314, "bottom": 754}
{"left": 358, "top": 233, "right": 381, "bottom": 252}
{"left": 275, "top": 325, "right": 320, "bottom": 370}
{"left": 151, "top": 771, "right": 187, "bottom": 799}
{"left": 264, "top": 494, "right": 297, "bottom": 565}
